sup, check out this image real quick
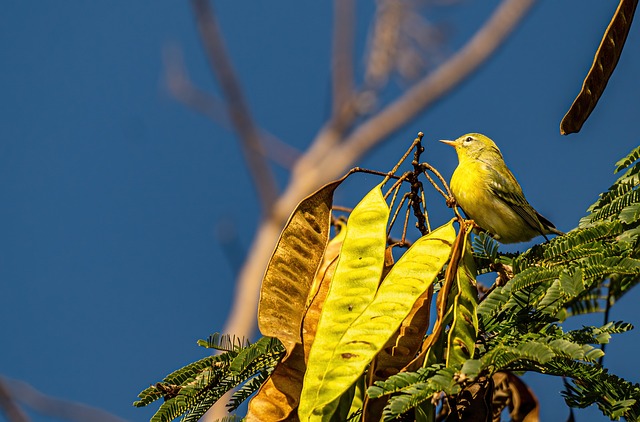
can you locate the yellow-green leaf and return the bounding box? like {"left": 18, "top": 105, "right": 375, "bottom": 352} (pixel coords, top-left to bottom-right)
{"left": 364, "top": 278, "right": 434, "bottom": 421}
{"left": 414, "top": 221, "right": 468, "bottom": 370}
{"left": 300, "top": 218, "right": 456, "bottom": 421}
{"left": 299, "top": 183, "right": 389, "bottom": 421}
{"left": 445, "top": 225, "right": 479, "bottom": 368}
{"left": 303, "top": 221, "right": 347, "bottom": 362}
{"left": 258, "top": 177, "right": 346, "bottom": 355}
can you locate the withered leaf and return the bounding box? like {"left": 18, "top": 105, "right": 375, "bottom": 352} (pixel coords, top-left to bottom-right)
{"left": 258, "top": 176, "right": 347, "bottom": 355}
{"left": 245, "top": 343, "right": 306, "bottom": 422}
{"left": 560, "top": 0, "right": 638, "bottom": 135}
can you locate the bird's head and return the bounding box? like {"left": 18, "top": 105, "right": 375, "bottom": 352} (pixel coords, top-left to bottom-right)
{"left": 439, "top": 133, "right": 503, "bottom": 162}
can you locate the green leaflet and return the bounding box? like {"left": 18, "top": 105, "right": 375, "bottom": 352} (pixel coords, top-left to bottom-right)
{"left": 615, "top": 144, "right": 640, "bottom": 173}
{"left": 299, "top": 183, "right": 390, "bottom": 421}
{"left": 299, "top": 215, "right": 456, "bottom": 421}
{"left": 445, "top": 226, "right": 478, "bottom": 368}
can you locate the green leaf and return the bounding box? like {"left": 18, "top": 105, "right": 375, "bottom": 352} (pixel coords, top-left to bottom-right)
{"left": 299, "top": 218, "right": 456, "bottom": 421}
{"left": 619, "top": 203, "right": 640, "bottom": 224}
{"left": 559, "top": 269, "right": 585, "bottom": 297}
{"left": 615, "top": 145, "right": 640, "bottom": 173}
{"left": 446, "top": 228, "right": 479, "bottom": 367}
{"left": 299, "top": 183, "right": 390, "bottom": 421}
{"left": 229, "top": 337, "right": 281, "bottom": 375}
{"left": 197, "top": 333, "right": 247, "bottom": 351}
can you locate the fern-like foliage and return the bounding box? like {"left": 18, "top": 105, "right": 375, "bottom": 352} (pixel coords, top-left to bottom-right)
{"left": 472, "top": 232, "right": 499, "bottom": 275}
{"left": 551, "top": 359, "right": 640, "bottom": 420}
{"left": 376, "top": 145, "right": 640, "bottom": 420}
{"left": 134, "top": 334, "right": 284, "bottom": 422}
{"left": 367, "top": 364, "right": 459, "bottom": 421}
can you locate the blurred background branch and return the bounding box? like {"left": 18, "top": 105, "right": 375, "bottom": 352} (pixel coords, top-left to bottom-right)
{"left": 0, "top": 377, "right": 126, "bottom": 422}
{"left": 162, "top": 44, "right": 301, "bottom": 169}
{"left": 191, "top": 0, "right": 279, "bottom": 211}
{"left": 0, "top": 379, "right": 29, "bottom": 422}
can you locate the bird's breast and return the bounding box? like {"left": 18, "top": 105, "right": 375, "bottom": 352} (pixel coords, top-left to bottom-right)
{"left": 450, "top": 161, "right": 536, "bottom": 242}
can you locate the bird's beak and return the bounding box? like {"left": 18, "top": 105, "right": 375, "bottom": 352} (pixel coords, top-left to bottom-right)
{"left": 439, "top": 139, "right": 457, "bottom": 147}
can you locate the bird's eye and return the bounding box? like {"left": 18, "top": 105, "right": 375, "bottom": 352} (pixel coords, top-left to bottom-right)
{"left": 463, "top": 136, "right": 473, "bottom": 144}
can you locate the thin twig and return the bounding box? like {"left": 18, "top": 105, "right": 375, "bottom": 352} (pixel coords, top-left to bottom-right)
{"left": 422, "top": 171, "right": 449, "bottom": 200}
{"left": 386, "top": 181, "right": 403, "bottom": 215}
{"left": 421, "top": 162, "right": 453, "bottom": 197}
{"left": 191, "top": 0, "right": 279, "bottom": 210}
{"left": 410, "top": 135, "right": 428, "bottom": 236}
{"left": 331, "top": 205, "right": 353, "bottom": 213}
{"left": 0, "top": 379, "right": 29, "bottom": 422}
{"left": 384, "top": 173, "right": 411, "bottom": 200}
{"left": 420, "top": 188, "right": 431, "bottom": 232}
{"left": 401, "top": 199, "right": 413, "bottom": 244}
{"left": 382, "top": 133, "right": 423, "bottom": 186}
{"left": 388, "top": 192, "right": 411, "bottom": 240}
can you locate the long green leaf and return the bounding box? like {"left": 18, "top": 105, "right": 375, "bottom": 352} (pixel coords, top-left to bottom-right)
{"left": 299, "top": 218, "right": 455, "bottom": 421}
{"left": 299, "top": 183, "right": 390, "bottom": 421}
{"left": 446, "top": 226, "right": 478, "bottom": 367}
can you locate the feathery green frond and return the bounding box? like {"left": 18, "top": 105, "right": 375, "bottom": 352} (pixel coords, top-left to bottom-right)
{"left": 615, "top": 145, "right": 640, "bottom": 173}
{"left": 511, "top": 267, "right": 561, "bottom": 292}
{"left": 227, "top": 369, "right": 274, "bottom": 412}
{"left": 197, "top": 333, "right": 249, "bottom": 352}
{"left": 366, "top": 365, "right": 458, "bottom": 421}
{"left": 586, "top": 188, "right": 640, "bottom": 224}
{"left": 544, "top": 222, "right": 623, "bottom": 258}
{"left": 136, "top": 334, "right": 284, "bottom": 422}
{"left": 472, "top": 232, "right": 499, "bottom": 261}
{"left": 229, "top": 336, "right": 282, "bottom": 374}
{"left": 553, "top": 360, "right": 640, "bottom": 420}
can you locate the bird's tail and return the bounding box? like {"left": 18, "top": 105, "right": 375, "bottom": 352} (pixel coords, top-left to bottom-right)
{"left": 536, "top": 211, "right": 565, "bottom": 236}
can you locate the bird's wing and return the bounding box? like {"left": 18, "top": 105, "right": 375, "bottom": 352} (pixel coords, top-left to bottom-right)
{"left": 535, "top": 210, "right": 564, "bottom": 235}
{"left": 485, "top": 164, "right": 546, "bottom": 234}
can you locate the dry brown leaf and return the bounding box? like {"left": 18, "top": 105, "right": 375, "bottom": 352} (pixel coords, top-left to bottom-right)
{"left": 491, "top": 372, "right": 539, "bottom": 422}
{"left": 245, "top": 343, "right": 306, "bottom": 422}
{"left": 448, "top": 376, "right": 493, "bottom": 422}
{"left": 560, "top": 0, "right": 638, "bottom": 135}
{"left": 247, "top": 220, "right": 349, "bottom": 421}
{"left": 258, "top": 176, "right": 346, "bottom": 355}
{"left": 301, "top": 247, "right": 342, "bottom": 362}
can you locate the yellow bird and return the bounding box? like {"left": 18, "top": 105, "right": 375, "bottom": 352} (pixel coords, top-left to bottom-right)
{"left": 440, "top": 133, "right": 563, "bottom": 243}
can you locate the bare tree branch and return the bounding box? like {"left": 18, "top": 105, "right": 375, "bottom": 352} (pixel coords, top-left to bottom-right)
{"left": 0, "top": 379, "right": 29, "bottom": 422}
{"left": 2, "top": 377, "right": 126, "bottom": 422}
{"left": 191, "top": 0, "right": 279, "bottom": 210}
{"left": 163, "top": 44, "right": 301, "bottom": 169}
{"left": 222, "top": 0, "right": 537, "bottom": 344}
{"left": 163, "top": 43, "right": 229, "bottom": 128}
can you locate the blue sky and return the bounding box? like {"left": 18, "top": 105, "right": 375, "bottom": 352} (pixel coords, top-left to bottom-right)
{"left": 1, "top": 1, "right": 639, "bottom": 421}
